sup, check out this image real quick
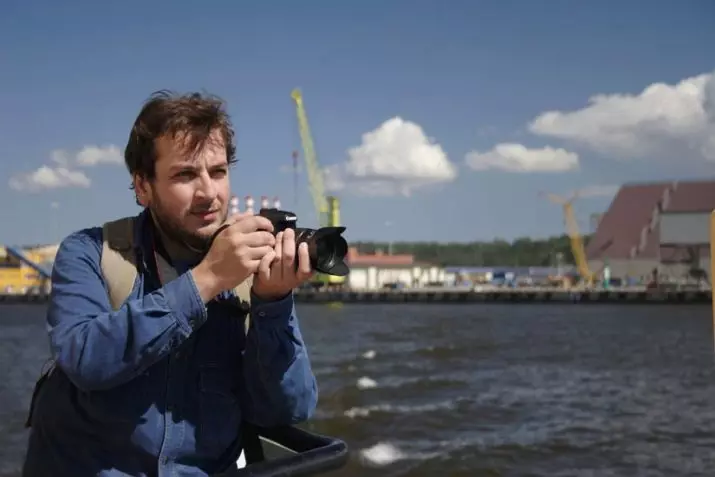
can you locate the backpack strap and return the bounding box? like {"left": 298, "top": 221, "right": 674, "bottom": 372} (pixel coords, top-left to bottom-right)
{"left": 101, "top": 217, "right": 139, "bottom": 311}
{"left": 26, "top": 217, "right": 139, "bottom": 429}
{"left": 234, "top": 275, "right": 253, "bottom": 334}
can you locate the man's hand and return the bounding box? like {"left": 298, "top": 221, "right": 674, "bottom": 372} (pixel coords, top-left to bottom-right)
{"left": 252, "top": 228, "right": 314, "bottom": 301}
{"left": 191, "top": 213, "right": 276, "bottom": 302}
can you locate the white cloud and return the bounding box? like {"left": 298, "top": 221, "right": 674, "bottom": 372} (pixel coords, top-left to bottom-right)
{"left": 465, "top": 143, "right": 579, "bottom": 172}
{"left": 50, "top": 150, "right": 71, "bottom": 167}
{"left": 9, "top": 144, "right": 122, "bottom": 193}
{"left": 326, "top": 117, "right": 457, "bottom": 196}
{"left": 74, "top": 145, "right": 123, "bottom": 166}
{"left": 9, "top": 165, "right": 91, "bottom": 192}
{"left": 528, "top": 71, "right": 715, "bottom": 161}
{"left": 49, "top": 145, "right": 122, "bottom": 167}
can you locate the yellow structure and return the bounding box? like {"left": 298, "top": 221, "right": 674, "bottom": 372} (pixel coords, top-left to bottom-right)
{"left": 0, "top": 245, "right": 54, "bottom": 294}
{"left": 291, "top": 88, "right": 345, "bottom": 288}
{"left": 542, "top": 192, "right": 595, "bottom": 287}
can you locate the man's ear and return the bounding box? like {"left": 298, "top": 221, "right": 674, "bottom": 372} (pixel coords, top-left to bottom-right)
{"left": 133, "top": 174, "right": 151, "bottom": 207}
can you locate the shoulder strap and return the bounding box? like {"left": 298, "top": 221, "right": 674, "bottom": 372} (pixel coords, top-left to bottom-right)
{"left": 101, "top": 217, "right": 139, "bottom": 311}
{"left": 27, "top": 218, "right": 138, "bottom": 429}
{"left": 234, "top": 275, "right": 252, "bottom": 304}
{"left": 235, "top": 275, "right": 253, "bottom": 334}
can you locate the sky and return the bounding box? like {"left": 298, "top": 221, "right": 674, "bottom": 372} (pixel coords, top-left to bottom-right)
{"left": 1, "top": 0, "right": 714, "bottom": 245}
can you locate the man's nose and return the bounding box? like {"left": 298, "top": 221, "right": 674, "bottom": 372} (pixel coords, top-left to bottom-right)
{"left": 195, "top": 171, "right": 218, "bottom": 200}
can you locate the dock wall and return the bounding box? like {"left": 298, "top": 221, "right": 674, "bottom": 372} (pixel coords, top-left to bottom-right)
{"left": 2, "top": 288, "right": 711, "bottom": 305}
{"left": 292, "top": 288, "right": 711, "bottom": 304}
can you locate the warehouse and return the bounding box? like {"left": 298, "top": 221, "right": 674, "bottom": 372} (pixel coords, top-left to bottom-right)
{"left": 586, "top": 179, "right": 715, "bottom": 283}
{"left": 345, "top": 247, "right": 445, "bottom": 290}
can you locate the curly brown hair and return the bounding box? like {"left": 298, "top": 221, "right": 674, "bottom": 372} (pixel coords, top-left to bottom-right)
{"left": 124, "top": 90, "right": 237, "bottom": 188}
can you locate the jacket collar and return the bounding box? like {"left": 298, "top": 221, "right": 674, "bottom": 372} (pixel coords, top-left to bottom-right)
{"left": 133, "top": 208, "right": 204, "bottom": 275}
{"left": 129, "top": 208, "right": 154, "bottom": 277}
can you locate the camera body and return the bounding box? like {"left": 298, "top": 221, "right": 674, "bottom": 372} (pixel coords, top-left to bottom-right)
{"left": 258, "top": 208, "right": 300, "bottom": 235}
{"left": 258, "top": 208, "right": 349, "bottom": 277}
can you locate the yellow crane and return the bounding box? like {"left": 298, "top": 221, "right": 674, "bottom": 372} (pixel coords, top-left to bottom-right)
{"left": 291, "top": 88, "right": 345, "bottom": 289}
{"left": 541, "top": 191, "right": 595, "bottom": 287}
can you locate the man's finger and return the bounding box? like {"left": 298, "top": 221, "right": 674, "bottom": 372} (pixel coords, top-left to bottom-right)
{"left": 282, "top": 228, "right": 296, "bottom": 265}
{"left": 257, "top": 250, "right": 276, "bottom": 282}
{"left": 233, "top": 216, "right": 275, "bottom": 234}
{"left": 239, "top": 231, "right": 276, "bottom": 248}
{"left": 274, "top": 232, "right": 284, "bottom": 279}
{"left": 296, "top": 242, "right": 312, "bottom": 278}
{"left": 245, "top": 245, "right": 275, "bottom": 260}
{"left": 245, "top": 258, "right": 262, "bottom": 275}
{"left": 213, "top": 212, "right": 251, "bottom": 239}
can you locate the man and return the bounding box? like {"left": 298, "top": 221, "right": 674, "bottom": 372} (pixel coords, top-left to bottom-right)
{"left": 22, "top": 91, "right": 319, "bottom": 476}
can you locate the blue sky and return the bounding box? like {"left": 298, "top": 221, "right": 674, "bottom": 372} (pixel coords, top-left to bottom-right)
{"left": 1, "top": 0, "right": 714, "bottom": 245}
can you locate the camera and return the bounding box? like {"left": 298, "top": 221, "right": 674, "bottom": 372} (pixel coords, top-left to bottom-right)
{"left": 258, "top": 208, "right": 350, "bottom": 277}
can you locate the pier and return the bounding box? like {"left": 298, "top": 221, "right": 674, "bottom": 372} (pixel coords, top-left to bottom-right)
{"left": 292, "top": 287, "right": 711, "bottom": 304}
{"left": 1, "top": 287, "right": 711, "bottom": 305}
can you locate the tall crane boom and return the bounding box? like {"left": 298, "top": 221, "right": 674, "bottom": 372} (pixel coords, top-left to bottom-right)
{"left": 290, "top": 88, "right": 345, "bottom": 289}
{"left": 562, "top": 201, "right": 592, "bottom": 285}
{"left": 542, "top": 192, "right": 594, "bottom": 287}
{"left": 291, "top": 89, "right": 329, "bottom": 227}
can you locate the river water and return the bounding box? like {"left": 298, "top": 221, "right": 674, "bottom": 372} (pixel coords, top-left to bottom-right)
{"left": 1, "top": 303, "right": 715, "bottom": 476}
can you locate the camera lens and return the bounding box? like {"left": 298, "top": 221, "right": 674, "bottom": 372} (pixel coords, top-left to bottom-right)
{"left": 315, "top": 234, "right": 347, "bottom": 270}
{"left": 295, "top": 227, "right": 349, "bottom": 276}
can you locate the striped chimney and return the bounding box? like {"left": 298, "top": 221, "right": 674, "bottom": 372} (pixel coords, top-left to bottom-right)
{"left": 273, "top": 196, "right": 281, "bottom": 209}
{"left": 260, "top": 195, "right": 269, "bottom": 209}
{"left": 245, "top": 195, "right": 254, "bottom": 214}
{"left": 229, "top": 196, "right": 239, "bottom": 216}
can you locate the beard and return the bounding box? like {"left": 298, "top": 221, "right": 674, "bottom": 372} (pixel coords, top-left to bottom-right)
{"left": 149, "top": 194, "right": 227, "bottom": 256}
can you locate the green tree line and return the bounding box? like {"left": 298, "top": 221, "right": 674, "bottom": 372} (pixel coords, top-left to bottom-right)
{"left": 352, "top": 235, "right": 591, "bottom": 267}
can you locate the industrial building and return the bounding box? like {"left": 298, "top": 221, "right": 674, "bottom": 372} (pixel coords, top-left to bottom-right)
{"left": 344, "top": 247, "right": 445, "bottom": 290}
{"left": 0, "top": 245, "right": 53, "bottom": 294}
{"left": 586, "top": 179, "right": 715, "bottom": 283}
{"left": 443, "top": 266, "right": 578, "bottom": 287}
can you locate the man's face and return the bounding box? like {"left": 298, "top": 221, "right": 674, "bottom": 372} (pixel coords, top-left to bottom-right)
{"left": 134, "top": 130, "right": 231, "bottom": 249}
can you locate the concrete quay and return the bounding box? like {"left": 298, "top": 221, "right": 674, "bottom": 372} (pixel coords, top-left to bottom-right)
{"left": 0, "top": 293, "right": 49, "bottom": 304}
{"left": 1, "top": 287, "right": 711, "bottom": 305}
{"left": 293, "top": 287, "right": 712, "bottom": 305}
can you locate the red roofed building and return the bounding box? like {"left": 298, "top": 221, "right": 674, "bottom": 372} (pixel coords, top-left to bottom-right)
{"left": 346, "top": 247, "right": 415, "bottom": 266}
{"left": 586, "top": 179, "right": 715, "bottom": 281}
{"left": 345, "top": 247, "right": 445, "bottom": 289}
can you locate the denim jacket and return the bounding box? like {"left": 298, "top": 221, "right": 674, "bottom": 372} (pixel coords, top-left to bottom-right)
{"left": 22, "top": 209, "right": 318, "bottom": 477}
